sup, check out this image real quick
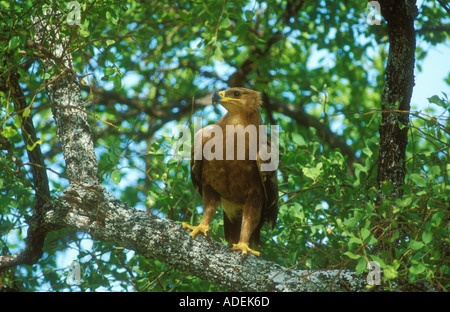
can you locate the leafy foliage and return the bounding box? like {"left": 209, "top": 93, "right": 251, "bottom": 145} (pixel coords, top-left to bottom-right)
{"left": 0, "top": 0, "right": 448, "bottom": 291}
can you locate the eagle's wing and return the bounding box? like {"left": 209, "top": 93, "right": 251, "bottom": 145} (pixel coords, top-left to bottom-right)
{"left": 256, "top": 138, "right": 279, "bottom": 229}
{"left": 190, "top": 127, "right": 205, "bottom": 196}
{"left": 182, "top": 127, "right": 210, "bottom": 239}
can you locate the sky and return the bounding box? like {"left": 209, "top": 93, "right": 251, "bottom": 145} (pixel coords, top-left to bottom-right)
{"left": 411, "top": 43, "right": 450, "bottom": 115}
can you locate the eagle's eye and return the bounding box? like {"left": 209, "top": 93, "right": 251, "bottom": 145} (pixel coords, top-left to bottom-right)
{"left": 233, "top": 91, "right": 240, "bottom": 97}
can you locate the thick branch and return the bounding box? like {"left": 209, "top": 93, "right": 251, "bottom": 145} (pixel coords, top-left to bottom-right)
{"left": 41, "top": 189, "right": 367, "bottom": 292}
{"left": 5, "top": 70, "right": 52, "bottom": 266}
{"left": 9, "top": 71, "right": 51, "bottom": 210}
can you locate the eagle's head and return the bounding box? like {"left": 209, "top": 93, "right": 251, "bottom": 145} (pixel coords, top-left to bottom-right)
{"left": 212, "top": 88, "right": 261, "bottom": 113}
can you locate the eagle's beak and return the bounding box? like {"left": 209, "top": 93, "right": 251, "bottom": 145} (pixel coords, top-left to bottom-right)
{"left": 212, "top": 91, "right": 223, "bottom": 105}
{"left": 212, "top": 91, "right": 241, "bottom": 106}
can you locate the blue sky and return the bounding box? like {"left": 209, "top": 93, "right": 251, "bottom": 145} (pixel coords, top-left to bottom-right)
{"left": 411, "top": 43, "right": 450, "bottom": 115}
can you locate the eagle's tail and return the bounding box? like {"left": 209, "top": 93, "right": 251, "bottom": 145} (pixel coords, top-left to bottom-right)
{"left": 223, "top": 213, "right": 263, "bottom": 247}
{"left": 223, "top": 213, "right": 241, "bottom": 244}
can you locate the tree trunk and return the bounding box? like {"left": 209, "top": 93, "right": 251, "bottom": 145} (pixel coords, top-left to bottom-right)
{"left": 376, "top": 0, "right": 418, "bottom": 200}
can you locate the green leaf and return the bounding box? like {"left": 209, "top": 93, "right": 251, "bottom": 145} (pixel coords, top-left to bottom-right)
{"left": 22, "top": 107, "right": 31, "bottom": 118}
{"left": 113, "top": 75, "right": 122, "bottom": 90}
{"left": 214, "top": 45, "right": 224, "bottom": 62}
{"left": 234, "top": 21, "right": 249, "bottom": 38}
{"left": 292, "top": 133, "right": 305, "bottom": 146}
{"left": 0, "top": 1, "right": 10, "bottom": 8}
{"left": 219, "top": 17, "right": 231, "bottom": 29}
{"left": 133, "top": 266, "right": 143, "bottom": 275}
{"left": 355, "top": 258, "right": 367, "bottom": 275}
{"left": 302, "top": 163, "right": 323, "bottom": 181}
{"left": 409, "top": 173, "right": 427, "bottom": 186}
{"left": 360, "top": 228, "right": 371, "bottom": 241}
{"left": 410, "top": 263, "right": 426, "bottom": 275}
{"left": 353, "top": 163, "right": 367, "bottom": 173}
{"left": 369, "top": 255, "right": 386, "bottom": 268}
{"left": 431, "top": 212, "right": 444, "bottom": 228}
{"left": 344, "top": 251, "right": 361, "bottom": 260}
{"left": 362, "top": 146, "right": 372, "bottom": 157}
{"left": 39, "top": 72, "right": 52, "bottom": 80}
{"left": 395, "top": 197, "right": 412, "bottom": 207}
{"left": 79, "top": 19, "right": 90, "bottom": 37}
{"left": 408, "top": 240, "right": 424, "bottom": 251}
{"left": 104, "top": 67, "right": 115, "bottom": 76}
{"left": 398, "top": 121, "right": 407, "bottom": 130}
{"left": 344, "top": 217, "right": 357, "bottom": 228}
{"left": 106, "top": 9, "right": 119, "bottom": 24}
{"left": 367, "top": 235, "right": 378, "bottom": 245}
{"left": 384, "top": 265, "right": 398, "bottom": 280}
{"left": 8, "top": 36, "right": 20, "bottom": 50}
{"left": 244, "top": 10, "right": 254, "bottom": 21}
{"left": 422, "top": 231, "right": 432, "bottom": 244}
{"left": 381, "top": 180, "right": 393, "bottom": 195}
{"left": 111, "top": 171, "right": 121, "bottom": 185}
{"left": 27, "top": 139, "right": 43, "bottom": 151}
{"left": 349, "top": 236, "right": 362, "bottom": 247}
{"left": 80, "top": 28, "right": 90, "bottom": 37}
{"left": 2, "top": 126, "right": 18, "bottom": 139}
{"left": 427, "top": 95, "right": 447, "bottom": 108}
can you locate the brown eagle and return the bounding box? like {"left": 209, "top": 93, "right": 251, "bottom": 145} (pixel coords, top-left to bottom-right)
{"left": 182, "top": 88, "right": 278, "bottom": 256}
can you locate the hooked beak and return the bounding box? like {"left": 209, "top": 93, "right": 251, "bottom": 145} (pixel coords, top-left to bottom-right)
{"left": 212, "top": 91, "right": 223, "bottom": 105}
{"left": 211, "top": 91, "right": 241, "bottom": 105}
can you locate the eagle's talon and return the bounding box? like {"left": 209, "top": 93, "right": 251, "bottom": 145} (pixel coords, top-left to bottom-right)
{"left": 229, "top": 242, "right": 261, "bottom": 257}
{"left": 182, "top": 223, "right": 210, "bottom": 240}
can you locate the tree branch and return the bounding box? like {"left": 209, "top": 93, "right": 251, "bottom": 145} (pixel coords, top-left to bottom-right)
{"left": 39, "top": 188, "right": 367, "bottom": 292}
{"left": 3, "top": 69, "right": 52, "bottom": 266}
{"left": 436, "top": 0, "right": 450, "bottom": 15}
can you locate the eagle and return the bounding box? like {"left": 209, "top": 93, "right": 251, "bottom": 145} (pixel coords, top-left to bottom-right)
{"left": 182, "top": 87, "right": 279, "bottom": 256}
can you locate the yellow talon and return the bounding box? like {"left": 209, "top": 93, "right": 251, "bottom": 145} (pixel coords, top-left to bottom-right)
{"left": 182, "top": 223, "right": 210, "bottom": 239}
{"left": 229, "top": 242, "right": 260, "bottom": 257}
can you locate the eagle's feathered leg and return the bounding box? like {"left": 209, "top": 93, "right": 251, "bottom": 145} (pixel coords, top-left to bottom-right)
{"left": 229, "top": 189, "right": 263, "bottom": 257}
{"left": 182, "top": 185, "right": 220, "bottom": 240}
